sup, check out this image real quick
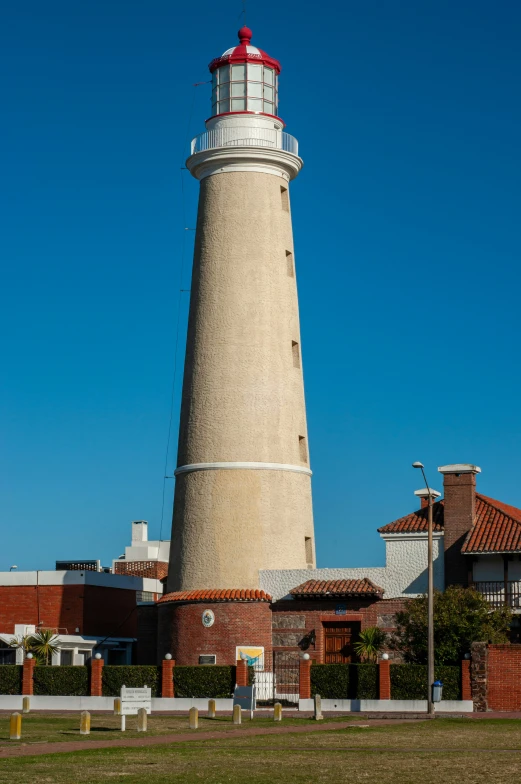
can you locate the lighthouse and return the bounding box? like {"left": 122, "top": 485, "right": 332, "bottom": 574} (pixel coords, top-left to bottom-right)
{"left": 159, "top": 28, "right": 315, "bottom": 663}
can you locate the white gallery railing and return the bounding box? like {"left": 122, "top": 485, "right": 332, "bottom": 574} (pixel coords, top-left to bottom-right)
{"left": 191, "top": 127, "right": 299, "bottom": 156}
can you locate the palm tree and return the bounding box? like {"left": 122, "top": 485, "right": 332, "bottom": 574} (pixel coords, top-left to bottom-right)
{"left": 353, "top": 627, "right": 387, "bottom": 663}
{"left": 9, "top": 634, "right": 34, "bottom": 660}
{"left": 28, "top": 630, "right": 61, "bottom": 665}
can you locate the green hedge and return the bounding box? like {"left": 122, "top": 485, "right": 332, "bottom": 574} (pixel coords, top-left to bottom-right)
{"left": 33, "top": 666, "right": 89, "bottom": 696}
{"left": 0, "top": 665, "right": 22, "bottom": 695}
{"left": 102, "top": 665, "right": 161, "bottom": 697}
{"left": 174, "top": 666, "right": 235, "bottom": 698}
{"left": 390, "top": 665, "right": 461, "bottom": 700}
{"left": 310, "top": 664, "right": 378, "bottom": 700}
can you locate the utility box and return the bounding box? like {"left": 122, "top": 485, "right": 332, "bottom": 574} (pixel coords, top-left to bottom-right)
{"left": 432, "top": 680, "right": 443, "bottom": 703}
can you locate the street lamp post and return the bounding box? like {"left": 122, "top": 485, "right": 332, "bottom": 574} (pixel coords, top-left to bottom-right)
{"left": 412, "top": 462, "right": 441, "bottom": 716}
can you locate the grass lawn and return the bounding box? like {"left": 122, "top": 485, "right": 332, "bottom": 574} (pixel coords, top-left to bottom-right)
{"left": 0, "top": 718, "right": 521, "bottom": 783}
{"left": 0, "top": 712, "right": 359, "bottom": 745}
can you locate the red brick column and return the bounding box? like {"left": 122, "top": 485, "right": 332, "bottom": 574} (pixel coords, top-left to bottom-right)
{"left": 461, "top": 659, "right": 471, "bottom": 701}
{"left": 162, "top": 658, "right": 175, "bottom": 698}
{"left": 90, "top": 656, "right": 104, "bottom": 697}
{"left": 299, "top": 657, "right": 312, "bottom": 700}
{"left": 378, "top": 659, "right": 391, "bottom": 700}
{"left": 236, "top": 658, "right": 248, "bottom": 687}
{"left": 22, "top": 656, "right": 35, "bottom": 696}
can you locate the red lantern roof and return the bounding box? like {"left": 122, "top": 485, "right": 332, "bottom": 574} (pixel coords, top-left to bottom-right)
{"left": 209, "top": 27, "right": 281, "bottom": 74}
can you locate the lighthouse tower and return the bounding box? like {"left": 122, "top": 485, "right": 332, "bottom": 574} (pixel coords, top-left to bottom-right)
{"left": 160, "top": 28, "right": 315, "bottom": 662}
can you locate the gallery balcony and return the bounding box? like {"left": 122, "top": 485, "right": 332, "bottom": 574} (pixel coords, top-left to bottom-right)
{"left": 190, "top": 127, "right": 299, "bottom": 156}
{"left": 473, "top": 581, "right": 521, "bottom": 609}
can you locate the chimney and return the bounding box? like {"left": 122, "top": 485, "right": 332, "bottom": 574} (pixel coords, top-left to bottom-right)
{"left": 438, "top": 464, "right": 481, "bottom": 587}
{"left": 131, "top": 520, "right": 148, "bottom": 543}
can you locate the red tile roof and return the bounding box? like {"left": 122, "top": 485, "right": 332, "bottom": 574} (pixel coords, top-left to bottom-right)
{"left": 289, "top": 578, "right": 384, "bottom": 598}
{"left": 158, "top": 588, "right": 271, "bottom": 604}
{"left": 463, "top": 495, "right": 521, "bottom": 554}
{"left": 378, "top": 493, "right": 521, "bottom": 554}
{"left": 378, "top": 500, "right": 445, "bottom": 534}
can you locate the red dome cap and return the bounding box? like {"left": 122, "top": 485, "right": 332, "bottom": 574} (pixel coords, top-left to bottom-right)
{"left": 209, "top": 27, "right": 281, "bottom": 74}
{"left": 238, "top": 26, "right": 253, "bottom": 45}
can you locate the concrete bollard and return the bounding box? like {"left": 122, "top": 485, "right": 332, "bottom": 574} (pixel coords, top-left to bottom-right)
{"left": 314, "top": 693, "right": 323, "bottom": 721}
{"left": 208, "top": 698, "right": 216, "bottom": 719}
{"left": 22, "top": 696, "right": 30, "bottom": 714}
{"left": 274, "top": 702, "right": 282, "bottom": 721}
{"left": 10, "top": 712, "right": 22, "bottom": 740}
{"left": 137, "top": 707, "right": 147, "bottom": 732}
{"left": 232, "top": 704, "right": 242, "bottom": 725}
{"left": 189, "top": 706, "right": 199, "bottom": 729}
{"left": 114, "top": 697, "right": 122, "bottom": 716}
{"left": 80, "top": 711, "right": 91, "bottom": 735}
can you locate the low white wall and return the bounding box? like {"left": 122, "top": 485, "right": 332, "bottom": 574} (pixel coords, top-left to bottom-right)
{"left": 0, "top": 696, "right": 234, "bottom": 712}
{"left": 298, "top": 698, "right": 473, "bottom": 712}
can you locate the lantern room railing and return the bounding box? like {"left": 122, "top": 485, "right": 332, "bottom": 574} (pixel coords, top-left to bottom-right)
{"left": 190, "top": 128, "right": 299, "bottom": 156}
{"left": 473, "top": 581, "right": 521, "bottom": 609}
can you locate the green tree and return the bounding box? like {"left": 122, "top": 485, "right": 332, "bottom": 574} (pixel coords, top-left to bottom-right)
{"left": 353, "top": 627, "right": 387, "bottom": 662}
{"left": 391, "top": 586, "right": 512, "bottom": 665}
{"left": 27, "top": 630, "right": 61, "bottom": 665}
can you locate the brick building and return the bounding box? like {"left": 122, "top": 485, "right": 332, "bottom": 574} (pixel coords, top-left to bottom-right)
{"left": 153, "top": 463, "right": 521, "bottom": 667}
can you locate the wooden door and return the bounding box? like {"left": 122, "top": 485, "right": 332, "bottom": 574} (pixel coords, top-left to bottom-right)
{"left": 324, "top": 623, "right": 360, "bottom": 663}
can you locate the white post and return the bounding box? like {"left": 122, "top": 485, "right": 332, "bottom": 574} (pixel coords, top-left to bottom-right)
{"left": 121, "top": 715, "right": 126, "bottom": 732}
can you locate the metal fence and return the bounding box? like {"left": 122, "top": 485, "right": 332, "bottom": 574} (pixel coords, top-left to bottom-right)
{"left": 473, "top": 581, "right": 521, "bottom": 609}
{"left": 191, "top": 128, "right": 299, "bottom": 156}
{"left": 253, "top": 652, "right": 300, "bottom": 707}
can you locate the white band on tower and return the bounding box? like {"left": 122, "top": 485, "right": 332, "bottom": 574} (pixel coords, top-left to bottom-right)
{"left": 174, "top": 461, "right": 312, "bottom": 477}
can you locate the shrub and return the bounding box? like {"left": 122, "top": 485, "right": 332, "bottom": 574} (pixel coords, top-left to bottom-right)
{"left": 174, "top": 666, "right": 235, "bottom": 698}
{"left": 351, "top": 664, "right": 378, "bottom": 699}
{"left": 0, "top": 665, "right": 22, "bottom": 695}
{"left": 102, "top": 665, "right": 161, "bottom": 697}
{"left": 390, "top": 664, "right": 461, "bottom": 700}
{"left": 310, "top": 664, "right": 378, "bottom": 700}
{"left": 391, "top": 586, "right": 511, "bottom": 664}
{"left": 33, "top": 666, "right": 89, "bottom": 696}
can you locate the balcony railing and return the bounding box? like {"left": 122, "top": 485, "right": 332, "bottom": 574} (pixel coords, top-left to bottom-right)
{"left": 191, "top": 128, "right": 299, "bottom": 156}
{"left": 473, "top": 581, "right": 521, "bottom": 609}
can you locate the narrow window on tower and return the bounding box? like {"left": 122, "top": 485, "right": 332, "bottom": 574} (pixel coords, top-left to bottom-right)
{"left": 305, "top": 537, "right": 313, "bottom": 567}
{"left": 299, "top": 435, "right": 307, "bottom": 463}
{"left": 292, "top": 341, "right": 300, "bottom": 368}
{"left": 286, "top": 250, "right": 294, "bottom": 277}
{"left": 280, "top": 186, "right": 289, "bottom": 212}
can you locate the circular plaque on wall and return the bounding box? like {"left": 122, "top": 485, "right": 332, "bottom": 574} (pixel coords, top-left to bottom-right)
{"left": 202, "top": 609, "right": 215, "bottom": 628}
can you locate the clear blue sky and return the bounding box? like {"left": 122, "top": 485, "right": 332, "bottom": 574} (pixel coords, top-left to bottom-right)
{"left": 2, "top": 1, "right": 520, "bottom": 572}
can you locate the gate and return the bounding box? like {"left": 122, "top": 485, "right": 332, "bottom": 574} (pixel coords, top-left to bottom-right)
{"left": 254, "top": 652, "right": 300, "bottom": 707}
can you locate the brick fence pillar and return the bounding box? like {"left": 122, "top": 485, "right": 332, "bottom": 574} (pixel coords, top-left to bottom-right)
{"left": 162, "top": 658, "right": 175, "bottom": 698}
{"left": 90, "top": 656, "right": 104, "bottom": 697}
{"left": 22, "top": 656, "right": 35, "bottom": 696}
{"left": 461, "top": 659, "right": 471, "bottom": 702}
{"left": 299, "top": 657, "right": 312, "bottom": 700}
{"left": 471, "top": 641, "right": 488, "bottom": 712}
{"left": 236, "top": 658, "right": 248, "bottom": 687}
{"left": 378, "top": 659, "right": 391, "bottom": 700}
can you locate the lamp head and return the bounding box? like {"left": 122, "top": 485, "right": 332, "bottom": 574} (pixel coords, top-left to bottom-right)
{"left": 412, "top": 462, "right": 424, "bottom": 469}
{"left": 165, "top": 653, "right": 172, "bottom": 660}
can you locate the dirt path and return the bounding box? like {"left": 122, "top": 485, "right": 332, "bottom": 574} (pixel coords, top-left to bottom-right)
{"left": 0, "top": 718, "right": 421, "bottom": 759}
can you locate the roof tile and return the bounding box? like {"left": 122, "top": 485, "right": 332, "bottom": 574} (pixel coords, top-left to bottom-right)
{"left": 158, "top": 588, "right": 271, "bottom": 604}
{"left": 378, "top": 493, "right": 521, "bottom": 554}
{"left": 289, "top": 578, "right": 384, "bottom": 598}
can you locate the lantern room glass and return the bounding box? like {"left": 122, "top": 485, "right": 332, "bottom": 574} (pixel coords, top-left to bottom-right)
{"left": 213, "top": 64, "right": 278, "bottom": 116}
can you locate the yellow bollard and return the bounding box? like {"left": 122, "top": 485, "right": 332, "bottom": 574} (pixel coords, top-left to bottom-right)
{"left": 80, "top": 710, "right": 91, "bottom": 735}
{"left": 9, "top": 712, "right": 22, "bottom": 740}
{"left": 137, "top": 707, "right": 147, "bottom": 732}
{"left": 208, "top": 698, "right": 216, "bottom": 719}
{"left": 232, "top": 704, "right": 242, "bottom": 725}
{"left": 22, "top": 696, "right": 30, "bottom": 714}
{"left": 274, "top": 702, "right": 282, "bottom": 721}
{"left": 114, "top": 697, "right": 122, "bottom": 716}
{"left": 189, "top": 706, "right": 199, "bottom": 729}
